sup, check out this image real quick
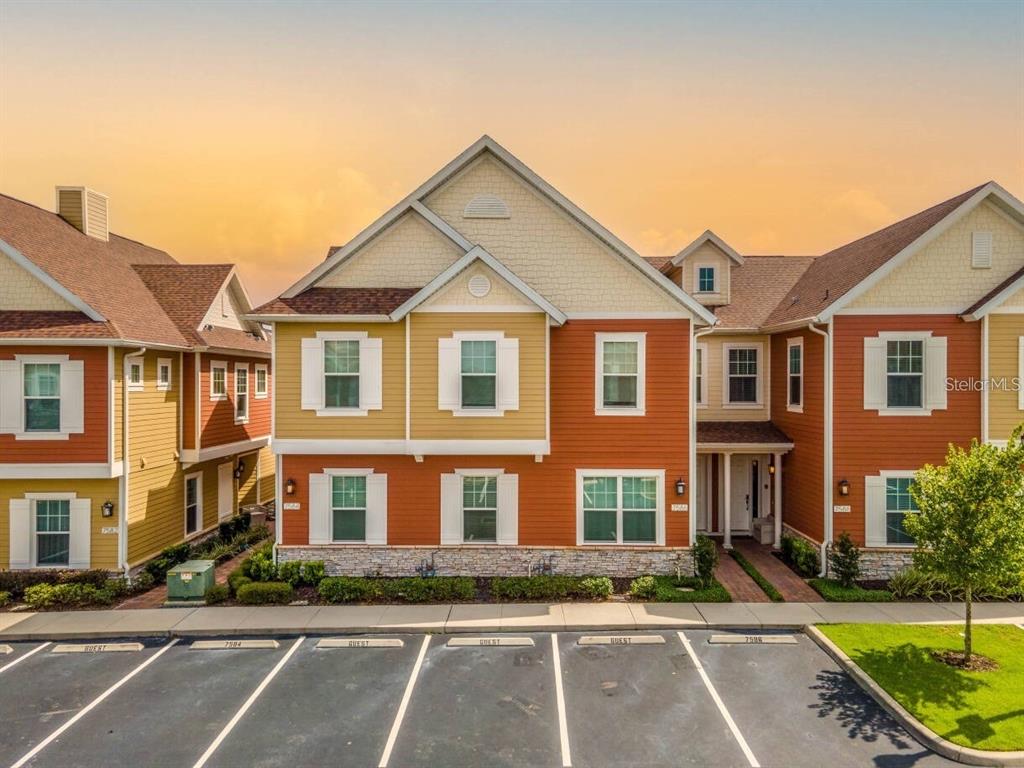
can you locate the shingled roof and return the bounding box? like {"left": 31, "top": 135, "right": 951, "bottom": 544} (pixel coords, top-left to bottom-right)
{"left": 713, "top": 256, "right": 815, "bottom": 329}
{"left": 253, "top": 287, "right": 421, "bottom": 316}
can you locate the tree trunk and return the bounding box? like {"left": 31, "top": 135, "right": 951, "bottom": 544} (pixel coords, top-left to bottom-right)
{"left": 964, "top": 583, "right": 973, "bottom": 660}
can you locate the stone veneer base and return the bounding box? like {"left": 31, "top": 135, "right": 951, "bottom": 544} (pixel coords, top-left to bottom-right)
{"left": 277, "top": 545, "right": 696, "bottom": 578}
{"left": 781, "top": 524, "right": 916, "bottom": 581}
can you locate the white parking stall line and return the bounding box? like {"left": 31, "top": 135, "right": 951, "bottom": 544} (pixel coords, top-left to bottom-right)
{"left": 550, "top": 633, "right": 572, "bottom": 768}
{"left": 9, "top": 639, "right": 177, "bottom": 768}
{"left": 378, "top": 634, "right": 431, "bottom": 768}
{"left": 192, "top": 635, "right": 304, "bottom": 768}
{"left": 0, "top": 641, "right": 50, "bottom": 675}
{"left": 677, "top": 632, "right": 760, "bottom": 768}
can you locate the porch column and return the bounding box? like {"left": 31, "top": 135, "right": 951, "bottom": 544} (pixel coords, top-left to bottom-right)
{"left": 722, "top": 452, "right": 732, "bottom": 549}
{"left": 773, "top": 452, "right": 783, "bottom": 549}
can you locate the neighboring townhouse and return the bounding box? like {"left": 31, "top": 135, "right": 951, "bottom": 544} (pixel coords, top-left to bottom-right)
{"left": 659, "top": 182, "right": 1024, "bottom": 578}
{"left": 253, "top": 136, "right": 717, "bottom": 576}
{"left": 0, "top": 188, "right": 274, "bottom": 574}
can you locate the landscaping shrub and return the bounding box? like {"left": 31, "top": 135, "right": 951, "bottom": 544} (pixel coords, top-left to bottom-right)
{"left": 236, "top": 581, "right": 294, "bottom": 605}
{"left": 630, "top": 575, "right": 732, "bottom": 603}
{"left": 242, "top": 545, "right": 278, "bottom": 582}
{"left": 629, "top": 575, "right": 658, "bottom": 599}
{"left": 0, "top": 590, "right": 11, "bottom": 608}
{"left": 693, "top": 534, "right": 719, "bottom": 588}
{"left": 227, "top": 572, "right": 252, "bottom": 597}
{"left": 318, "top": 577, "right": 383, "bottom": 603}
{"left": 301, "top": 561, "right": 326, "bottom": 587}
{"left": 491, "top": 575, "right": 608, "bottom": 601}
{"left": 577, "top": 576, "right": 613, "bottom": 600}
{"left": 382, "top": 577, "right": 476, "bottom": 603}
{"left": 277, "top": 560, "right": 303, "bottom": 587}
{"left": 829, "top": 532, "right": 861, "bottom": 588}
{"left": 781, "top": 534, "right": 820, "bottom": 577}
{"left": 144, "top": 542, "right": 192, "bottom": 584}
{"left": 0, "top": 569, "right": 112, "bottom": 599}
{"left": 887, "top": 569, "right": 1023, "bottom": 601}
{"left": 130, "top": 571, "right": 155, "bottom": 593}
{"left": 204, "top": 584, "right": 229, "bottom": 605}
{"left": 24, "top": 582, "right": 118, "bottom": 609}
{"left": 810, "top": 578, "right": 893, "bottom": 602}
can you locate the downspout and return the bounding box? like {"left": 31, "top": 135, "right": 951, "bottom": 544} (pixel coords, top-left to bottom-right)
{"left": 691, "top": 323, "right": 716, "bottom": 548}
{"left": 120, "top": 347, "right": 146, "bottom": 576}
{"left": 806, "top": 322, "right": 831, "bottom": 576}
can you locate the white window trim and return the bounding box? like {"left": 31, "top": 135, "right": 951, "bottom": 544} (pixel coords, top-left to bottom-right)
{"left": 234, "top": 362, "right": 250, "bottom": 424}
{"left": 877, "top": 331, "right": 932, "bottom": 417}
{"left": 575, "top": 468, "right": 665, "bottom": 546}
{"left": 157, "top": 357, "right": 172, "bottom": 392}
{"left": 695, "top": 343, "right": 708, "bottom": 409}
{"left": 786, "top": 337, "right": 803, "bottom": 413}
{"left": 880, "top": 469, "right": 919, "bottom": 549}
{"left": 454, "top": 330, "right": 504, "bottom": 417}
{"left": 595, "top": 332, "right": 646, "bottom": 416}
{"left": 28, "top": 492, "right": 77, "bottom": 569}
{"left": 1018, "top": 337, "right": 1024, "bottom": 411}
{"left": 693, "top": 262, "right": 718, "bottom": 294}
{"left": 127, "top": 356, "right": 144, "bottom": 392}
{"left": 254, "top": 363, "right": 268, "bottom": 399}
{"left": 722, "top": 342, "right": 763, "bottom": 409}
{"left": 325, "top": 467, "right": 375, "bottom": 544}
{"left": 210, "top": 360, "right": 228, "bottom": 401}
{"left": 458, "top": 472, "right": 500, "bottom": 544}
{"left": 317, "top": 330, "right": 368, "bottom": 417}
{"left": 14, "top": 354, "right": 71, "bottom": 441}
{"left": 184, "top": 471, "right": 203, "bottom": 539}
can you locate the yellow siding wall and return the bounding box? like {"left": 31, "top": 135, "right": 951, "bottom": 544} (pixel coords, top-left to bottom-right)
{"left": 258, "top": 445, "right": 276, "bottom": 504}
{"left": 0, "top": 478, "right": 120, "bottom": 570}
{"left": 410, "top": 312, "right": 546, "bottom": 439}
{"left": 987, "top": 314, "right": 1024, "bottom": 442}
{"left": 274, "top": 322, "right": 406, "bottom": 439}
{"left": 696, "top": 333, "right": 772, "bottom": 421}
{"left": 238, "top": 450, "right": 259, "bottom": 507}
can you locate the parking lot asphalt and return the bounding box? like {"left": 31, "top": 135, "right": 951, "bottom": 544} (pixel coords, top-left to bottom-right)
{"left": 0, "top": 630, "right": 961, "bottom": 768}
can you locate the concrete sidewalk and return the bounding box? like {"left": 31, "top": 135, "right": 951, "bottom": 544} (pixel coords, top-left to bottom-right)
{"left": 1, "top": 600, "right": 1022, "bottom": 640}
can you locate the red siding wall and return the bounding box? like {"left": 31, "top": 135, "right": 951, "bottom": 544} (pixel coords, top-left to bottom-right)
{"left": 832, "top": 315, "right": 981, "bottom": 545}
{"left": 182, "top": 353, "right": 196, "bottom": 451}
{"left": 282, "top": 319, "right": 692, "bottom": 547}
{"left": 0, "top": 345, "right": 108, "bottom": 463}
{"left": 198, "top": 353, "right": 271, "bottom": 449}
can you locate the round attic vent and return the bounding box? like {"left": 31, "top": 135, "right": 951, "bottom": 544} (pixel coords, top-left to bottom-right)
{"left": 468, "top": 274, "right": 491, "bottom": 298}
{"left": 463, "top": 194, "right": 510, "bottom": 219}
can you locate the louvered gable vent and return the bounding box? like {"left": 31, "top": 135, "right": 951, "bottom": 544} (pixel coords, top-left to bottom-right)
{"left": 972, "top": 231, "right": 993, "bottom": 268}
{"left": 463, "top": 194, "right": 510, "bottom": 219}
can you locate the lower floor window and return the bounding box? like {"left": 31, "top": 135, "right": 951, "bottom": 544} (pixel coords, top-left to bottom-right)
{"left": 185, "top": 475, "right": 201, "bottom": 535}
{"left": 463, "top": 476, "right": 497, "bottom": 542}
{"left": 885, "top": 477, "right": 917, "bottom": 545}
{"left": 332, "top": 475, "right": 366, "bottom": 542}
{"left": 582, "top": 475, "right": 658, "bottom": 544}
{"left": 36, "top": 498, "right": 70, "bottom": 566}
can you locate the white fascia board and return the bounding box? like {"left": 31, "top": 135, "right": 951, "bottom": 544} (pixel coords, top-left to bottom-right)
{"left": 671, "top": 230, "right": 745, "bottom": 267}
{"left": 409, "top": 201, "right": 474, "bottom": 251}
{"left": 818, "top": 183, "right": 1023, "bottom": 323}
{"left": 180, "top": 436, "right": 270, "bottom": 465}
{"left": 389, "top": 245, "right": 568, "bottom": 325}
{"left": 961, "top": 271, "right": 1024, "bottom": 321}
{"left": 272, "top": 438, "right": 549, "bottom": 456}
{"left": 203, "top": 346, "right": 272, "bottom": 359}
{"left": 246, "top": 314, "right": 393, "bottom": 324}
{"left": 0, "top": 237, "right": 106, "bottom": 321}
{"left": 0, "top": 462, "right": 124, "bottom": 479}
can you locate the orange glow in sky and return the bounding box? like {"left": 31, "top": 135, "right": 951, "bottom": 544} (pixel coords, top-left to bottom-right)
{"left": 1, "top": 1, "right": 1022, "bottom": 303}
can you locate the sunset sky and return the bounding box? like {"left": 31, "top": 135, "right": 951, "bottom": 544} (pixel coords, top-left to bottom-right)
{"left": 1, "top": 0, "right": 1022, "bottom": 304}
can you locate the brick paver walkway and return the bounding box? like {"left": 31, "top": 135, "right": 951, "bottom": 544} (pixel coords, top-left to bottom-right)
{"left": 734, "top": 539, "right": 823, "bottom": 602}
{"left": 714, "top": 544, "right": 771, "bottom": 602}
{"left": 115, "top": 550, "right": 251, "bottom": 610}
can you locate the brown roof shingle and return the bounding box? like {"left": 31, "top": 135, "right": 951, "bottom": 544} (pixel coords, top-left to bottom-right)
{"left": 132, "top": 263, "right": 234, "bottom": 344}
{"left": 697, "top": 421, "right": 793, "bottom": 445}
{"left": 713, "top": 256, "right": 816, "bottom": 329}
{"left": 253, "top": 287, "right": 421, "bottom": 316}
{"left": 0, "top": 311, "right": 117, "bottom": 339}
{"left": 962, "top": 263, "right": 1024, "bottom": 316}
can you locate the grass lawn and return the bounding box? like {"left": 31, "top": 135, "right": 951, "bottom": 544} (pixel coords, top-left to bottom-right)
{"left": 820, "top": 623, "right": 1024, "bottom": 751}
{"left": 809, "top": 578, "right": 893, "bottom": 602}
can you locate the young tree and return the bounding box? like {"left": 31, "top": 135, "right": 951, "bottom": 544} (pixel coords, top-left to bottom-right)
{"left": 906, "top": 427, "right": 1024, "bottom": 662}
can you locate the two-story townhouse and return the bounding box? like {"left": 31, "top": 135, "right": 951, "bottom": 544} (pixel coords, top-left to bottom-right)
{"left": 254, "top": 136, "right": 716, "bottom": 576}
{"left": 0, "top": 188, "right": 275, "bottom": 574}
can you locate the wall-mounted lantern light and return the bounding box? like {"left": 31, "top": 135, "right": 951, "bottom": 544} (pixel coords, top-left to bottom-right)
{"left": 101, "top": 500, "right": 115, "bottom": 518}
{"left": 768, "top": 463, "right": 776, "bottom": 476}
{"left": 233, "top": 459, "right": 246, "bottom": 480}
{"left": 675, "top": 477, "right": 686, "bottom": 496}
{"left": 838, "top": 478, "right": 850, "bottom": 497}
{"left": 285, "top": 478, "right": 296, "bottom": 496}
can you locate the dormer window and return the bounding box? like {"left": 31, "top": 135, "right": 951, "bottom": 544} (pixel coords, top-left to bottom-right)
{"left": 697, "top": 266, "right": 716, "bottom": 293}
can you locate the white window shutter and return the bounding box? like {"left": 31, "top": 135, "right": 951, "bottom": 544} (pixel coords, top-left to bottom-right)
{"left": 438, "top": 338, "right": 460, "bottom": 412}
{"left": 69, "top": 498, "right": 91, "bottom": 569}
{"left": 365, "top": 474, "right": 388, "bottom": 545}
{"left": 60, "top": 359, "right": 85, "bottom": 434}
{"left": 496, "top": 474, "right": 519, "bottom": 545}
{"left": 925, "top": 336, "right": 947, "bottom": 411}
{"left": 863, "top": 338, "right": 885, "bottom": 410}
{"left": 359, "top": 337, "right": 383, "bottom": 411}
{"left": 1018, "top": 338, "right": 1024, "bottom": 411}
{"left": 308, "top": 473, "right": 331, "bottom": 545}
{"left": 440, "top": 473, "right": 463, "bottom": 545}
{"left": 498, "top": 338, "right": 520, "bottom": 412}
{"left": 300, "top": 338, "right": 324, "bottom": 411}
{"left": 864, "top": 476, "right": 887, "bottom": 548}
{"left": 0, "top": 360, "right": 21, "bottom": 434}
{"left": 8, "top": 499, "right": 31, "bottom": 569}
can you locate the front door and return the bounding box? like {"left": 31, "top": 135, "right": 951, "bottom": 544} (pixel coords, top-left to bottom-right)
{"left": 218, "top": 462, "right": 234, "bottom": 521}
{"left": 730, "top": 455, "right": 754, "bottom": 533}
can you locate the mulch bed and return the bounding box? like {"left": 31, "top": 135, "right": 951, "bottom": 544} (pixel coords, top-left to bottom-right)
{"left": 931, "top": 650, "right": 999, "bottom": 672}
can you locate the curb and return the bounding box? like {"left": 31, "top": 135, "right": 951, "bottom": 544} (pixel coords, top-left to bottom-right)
{"left": 805, "top": 625, "right": 1024, "bottom": 767}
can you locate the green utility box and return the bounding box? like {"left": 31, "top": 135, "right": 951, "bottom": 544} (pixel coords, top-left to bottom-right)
{"left": 166, "top": 560, "right": 216, "bottom": 601}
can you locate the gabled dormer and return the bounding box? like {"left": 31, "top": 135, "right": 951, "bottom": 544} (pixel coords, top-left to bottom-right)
{"left": 669, "top": 230, "right": 745, "bottom": 306}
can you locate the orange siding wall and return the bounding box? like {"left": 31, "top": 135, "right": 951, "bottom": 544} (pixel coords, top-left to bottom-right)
{"left": 182, "top": 353, "right": 196, "bottom": 451}
{"left": 832, "top": 315, "right": 981, "bottom": 545}
{"left": 281, "top": 319, "right": 692, "bottom": 547}
{"left": 0, "top": 345, "right": 108, "bottom": 463}
{"left": 770, "top": 329, "right": 826, "bottom": 543}
{"left": 198, "top": 353, "right": 271, "bottom": 449}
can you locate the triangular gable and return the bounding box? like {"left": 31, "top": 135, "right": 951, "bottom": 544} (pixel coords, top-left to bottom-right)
{"left": 671, "top": 230, "right": 745, "bottom": 267}
{"left": 0, "top": 236, "right": 105, "bottom": 320}
{"left": 201, "top": 269, "right": 264, "bottom": 338}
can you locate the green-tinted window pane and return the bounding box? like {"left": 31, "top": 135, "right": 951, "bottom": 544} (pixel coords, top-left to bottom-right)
{"left": 698, "top": 267, "right": 715, "bottom": 292}
{"left": 461, "top": 376, "right": 496, "bottom": 408}
{"left": 728, "top": 348, "right": 757, "bottom": 376}
{"left": 602, "top": 342, "right": 637, "bottom": 374}
{"left": 603, "top": 376, "right": 637, "bottom": 407}
{"left": 332, "top": 476, "right": 367, "bottom": 509}
{"left": 887, "top": 375, "right": 922, "bottom": 408}
{"left": 463, "top": 476, "right": 497, "bottom": 509}
{"left": 333, "top": 509, "right": 365, "bottom": 541}
{"left": 789, "top": 376, "right": 801, "bottom": 406}
{"left": 728, "top": 376, "right": 757, "bottom": 403}
{"left": 25, "top": 364, "right": 60, "bottom": 397}
{"left": 25, "top": 399, "right": 60, "bottom": 431}
{"left": 463, "top": 509, "right": 496, "bottom": 542}
{"left": 460, "top": 340, "right": 496, "bottom": 374}
{"left": 885, "top": 478, "right": 917, "bottom": 512}
{"left": 582, "top": 477, "right": 617, "bottom": 510}
{"left": 622, "top": 477, "right": 656, "bottom": 510}
{"left": 886, "top": 340, "right": 923, "bottom": 373}
{"left": 325, "top": 375, "right": 360, "bottom": 408}
{"left": 789, "top": 346, "right": 801, "bottom": 374}
{"left": 36, "top": 499, "right": 70, "bottom": 566}
{"left": 584, "top": 509, "right": 617, "bottom": 542}
{"left": 623, "top": 510, "right": 656, "bottom": 543}
{"left": 886, "top": 512, "right": 915, "bottom": 545}
{"left": 324, "top": 340, "right": 360, "bottom": 374}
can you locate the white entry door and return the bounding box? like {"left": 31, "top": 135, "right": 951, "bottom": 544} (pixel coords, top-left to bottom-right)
{"left": 218, "top": 462, "right": 234, "bottom": 521}
{"left": 730, "top": 455, "right": 754, "bottom": 533}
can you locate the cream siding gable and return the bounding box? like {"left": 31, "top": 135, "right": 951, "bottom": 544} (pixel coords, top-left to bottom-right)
{"left": 0, "top": 250, "right": 78, "bottom": 311}
{"left": 418, "top": 262, "right": 543, "bottom": 312}
{"left": 676, "top": 242, "right": 732, "bottom": 305}
{"left": 319, "top": 211, "right": 464, "bottom": 289}
{"left": 423, "top": 155, "right": 681, "bottom": 314}
{"left": 849, "top": 202, "right": 1024, "bottom": 311}
{"left": 993, "top": 283, "right": 1024, "bottom": 310}
{"left": 200, "top": 281, "right": 248, "bottom": 331}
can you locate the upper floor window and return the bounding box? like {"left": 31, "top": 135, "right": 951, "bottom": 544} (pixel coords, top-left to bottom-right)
{"left": 864, "top": 332, "right": 946, "bottom": 416}
{"left": 0, "top": 356, "right": 84, "bottom": 439}
{"left": 461, "top": 340, "right": 497, "bottom": 409}
{"left": 787, "top": 338, "right": 803, "bottom": 411}
{"left": 255, "top": 364, "right": 268, "bottom": 399}
{"left": 127, "top": 358, "right": 143, "bottom": 391}
{"left": 438, "top": 332, "right": 518, "bottom": 417}
{"left": 595, "top": 333, "right": 646, "bottom": 415}
{"left": 694, "top": 346, "right": 705, "bottom": 406}
{"left": 301, "top": 332, "right": 382, "bottom": 416}
{"left": 324, "top": 340, "right": 360, "bottom": 409}
{"left": 235, "top": 364, "right": 249, "bottom": 423}
{"left": 886, "top": 340, "right": 923, "bottom": 409}
{"left": 725, "top": 345, "right": 760, "bottom": 405}
{"left": 24, "top": 363, "right": 60, "bottom": 432}
{"left": 210, "top": 361, "right": 227, "bottom": 400}
{"left": 157, "top": 358, "right": 172, "bottom": 392}
{"left": 697, "top": 266, "right": 716, "bottom": 293}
